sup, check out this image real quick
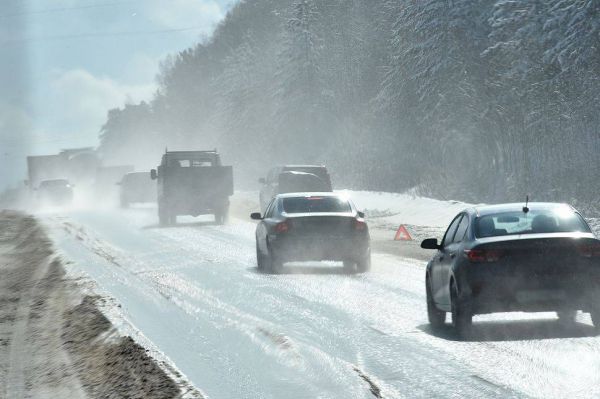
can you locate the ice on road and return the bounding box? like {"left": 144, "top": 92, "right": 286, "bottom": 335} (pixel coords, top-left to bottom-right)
{"left": 42, "top": 206, "right": 600, "bottom": 399}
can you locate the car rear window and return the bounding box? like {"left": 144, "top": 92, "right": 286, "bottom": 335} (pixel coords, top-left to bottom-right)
{"left": 475, "top": 208, "right": 591, "bottom": 238}
{"left": 282, "top": 197, "right": 351, "bottom": 214}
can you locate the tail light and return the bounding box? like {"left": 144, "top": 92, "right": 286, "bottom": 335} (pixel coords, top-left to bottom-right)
{"left": 275, "top": 220, "right": 290, "bottom": 233}
{"left": 578, "top": 243, "right": 600, "bottom": 258}
{"left": 353, "top": 219, "right": 367, "bottom": 231}
{"left": 464, "top": 249, "right": 503, "bottom": 263}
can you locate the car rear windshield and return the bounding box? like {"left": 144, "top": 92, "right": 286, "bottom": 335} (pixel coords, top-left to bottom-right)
{"left": 475, "top": 209, "right": 591, "bottom": 238}
{"left": 282, "top": 197, "right": 351, "bottom": 214}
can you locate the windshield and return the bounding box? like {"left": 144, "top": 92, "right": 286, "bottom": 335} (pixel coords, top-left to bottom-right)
{"left": 282, "top": 196, "right": 352, "bottom": 214}
{"left": 475, "top": 209, "right": 591, "bottom": 238}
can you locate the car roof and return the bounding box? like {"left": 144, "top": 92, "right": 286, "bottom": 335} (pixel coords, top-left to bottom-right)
{"left": 275, "top": 192, "right": 345, "bottom": 199}
{"left": 467, "top": 202, "right": 575, "bottom": 217}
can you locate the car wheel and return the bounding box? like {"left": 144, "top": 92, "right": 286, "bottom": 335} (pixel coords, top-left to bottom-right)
{"left": 556, "top": 310, "right": 577, "bottom": 325}
{"left": 356, "top": 250, "right": 371, "bottom": 273}
{"left": 450, "top": 281, "right": 472, "bottom": 338}
{"left": 426, "top": 275, "right": 446, "bottom": 329}
{"left": 269, "top": 249, "right": 283, "bottom": 274}
{"left": 256, "top": 242, "right": 265, "bottom": 271}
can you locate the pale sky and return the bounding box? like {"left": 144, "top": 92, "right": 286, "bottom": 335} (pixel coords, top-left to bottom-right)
{"left": 0, "top": 0, "right": 236, "bottom": 189}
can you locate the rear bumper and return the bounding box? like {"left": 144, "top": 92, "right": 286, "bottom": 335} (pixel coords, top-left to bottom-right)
{"left": 270, "top": 235, "right": 369, "bottom": 262}
{"left": 465, "top": 270, "right": 600, "bottom": 314}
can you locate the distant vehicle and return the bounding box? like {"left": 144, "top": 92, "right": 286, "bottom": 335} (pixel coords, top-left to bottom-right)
{"left": 37, "top": 179, "right": 73, "bottom": 206}
{"left": 118, "top": 172, "right": 156, "bottom": 208}
{"left": 259, "top": 165, "right": 332, "bottom": 212}
{"left": 95, "top": 165, "right": 135, "bottom": 203}
{"left": 421, "top": 203, "right": 600, "bottom": 337}
{"left": 251, "top": 192, "right": 370, "bottom": 274}
{"left": 150, "top": 150, "right": 233, "bottom": 226}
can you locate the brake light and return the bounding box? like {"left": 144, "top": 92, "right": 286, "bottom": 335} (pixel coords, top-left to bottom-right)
{"left": 464, "top": 249, "right": 503, "bottom": 263}
{"left": 275, "top": 220, "right": 290, "bottom": 233}
{"left": 578, "top": 244, "right": 600, "bottom": 258}
{"left": 353, "top": 219, "right": 367, "bottom": 231}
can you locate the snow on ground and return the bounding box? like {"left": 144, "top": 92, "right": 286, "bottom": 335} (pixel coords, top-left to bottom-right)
{"left": 30, "top": 191, "right": 600, "bottom": 399}
{"left": 344, "top": 190, "right": 472, "bottom": 227}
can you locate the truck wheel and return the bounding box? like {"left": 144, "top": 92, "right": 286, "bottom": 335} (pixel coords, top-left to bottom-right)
{"left": 451, "top": 281, "right": 472, "bottom": 339}
{"left": 215, "top": 204, "right": 229, "bottom": 225}
{"left": 356, "top": 250, "right": 371, "bottom": 273}
{"left": 342, "top": 260, "right": 356, "bottom": 273}
{"left": 158, "top": 206, "right": 168, "bottom": 227}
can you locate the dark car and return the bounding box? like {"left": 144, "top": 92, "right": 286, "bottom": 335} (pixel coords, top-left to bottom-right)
{"left": 259, "top": 165, "right": 332, "bottom": 212}
{"left": 118, "top": 172, "right": 156, "bottom": 208}
{"left": 421, "top": 202, "right": 600, "bottom": 337}
{"left": 37, "top": 179, "right": 74, "bottom": 206}
{"left": 251, "top": 193, "right": 370, "bottom": 274}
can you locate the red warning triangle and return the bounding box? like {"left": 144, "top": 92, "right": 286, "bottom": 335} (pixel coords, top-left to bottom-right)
{"left": 394, "top": 225, "right": 413, "bottom": 241}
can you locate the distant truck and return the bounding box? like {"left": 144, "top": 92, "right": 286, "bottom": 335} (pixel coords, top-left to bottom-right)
{"left": 150, "top": 150, "right": 233, "bottom": 226}
{"left": 27, "top": 155, "right": 65, "bottom": 189}
{"left": 26, "top": 148, "right": 99, "bottom": 189}
{"left": 259, "top": 165, "right": 332, "bottom": 213}
{"left": 118, "top": 172, "right": 156, "bottom": 208}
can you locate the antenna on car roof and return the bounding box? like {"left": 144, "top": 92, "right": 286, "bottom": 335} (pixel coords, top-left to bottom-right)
{"left": 523, "top": 195, "right": 530, "bottom": 214}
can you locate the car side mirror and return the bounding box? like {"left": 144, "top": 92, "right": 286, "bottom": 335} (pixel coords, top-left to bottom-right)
{"left": 250, "top": 212, "right": 262, "bottom": 220}
{"left": 258, "top": 178, "right": 266, "bottom": 184}
{"left": 150, "top": 169, "right": 157, "bottom": 180}
{"left": 357, "top": 211, "right": 365, "bottom": 218}
{"left": 421, "top": 238, "right": 441, "bottom": 250}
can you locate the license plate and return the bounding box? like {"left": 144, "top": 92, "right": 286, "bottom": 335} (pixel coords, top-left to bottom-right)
{"left": 515, "top": 290, "right": 567, "bottom": 303}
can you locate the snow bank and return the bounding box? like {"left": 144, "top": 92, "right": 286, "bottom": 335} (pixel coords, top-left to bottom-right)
{"left": 342, "top": 190, "right": 473, "bottom": 228}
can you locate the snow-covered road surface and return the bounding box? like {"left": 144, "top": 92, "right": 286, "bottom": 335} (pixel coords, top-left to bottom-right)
{"left": 41, "top": 205, "right": 600, "bottom": 399}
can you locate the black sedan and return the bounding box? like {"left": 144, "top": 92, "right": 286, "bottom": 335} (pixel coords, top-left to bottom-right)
{"left": 421, "top": 203, "right": 600, "bottom": 337}
{"left": 251, "top": 193, "right": 370, "bottom": 274}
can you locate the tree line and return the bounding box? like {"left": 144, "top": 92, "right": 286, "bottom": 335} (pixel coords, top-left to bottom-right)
{"left": 99, "top": 0, "right": 600, "bottom": 212}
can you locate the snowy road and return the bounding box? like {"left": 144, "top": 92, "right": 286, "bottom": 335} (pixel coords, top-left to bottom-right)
{"left": 41, "top": 204, "right": 600, "bottom": 399}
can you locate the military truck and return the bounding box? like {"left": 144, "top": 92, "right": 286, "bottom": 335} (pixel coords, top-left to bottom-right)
{"left": 150, "top": 150, "right": 233, "bottom": 226}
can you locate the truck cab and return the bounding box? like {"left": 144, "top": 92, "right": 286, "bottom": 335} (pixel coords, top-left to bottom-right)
{"left": 151, "top": 150, "right": 233, "bottom": 226}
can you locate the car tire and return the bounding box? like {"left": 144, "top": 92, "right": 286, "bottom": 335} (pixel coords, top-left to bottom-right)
{"left": 451, "top": 281, "right": 472, "bottom": 338}
{"left": 556, "top": 310, "right": 577, "bottom": 325}
{"left": 356, "top": 249, "right": 371, "bottom": 273}
{"left": 256, "top": 243, "right": 265, "bottom": 271}
{"left": 269, "top": 249, "right": 283, "bottom": 274}
{"left": 426, "top": 275, "right": 446, "bottom": 329}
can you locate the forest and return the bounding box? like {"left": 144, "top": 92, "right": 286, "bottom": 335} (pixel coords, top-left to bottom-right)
{"left": 98, "top": 0, "right": 600, "bottom": 211}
